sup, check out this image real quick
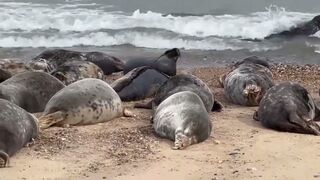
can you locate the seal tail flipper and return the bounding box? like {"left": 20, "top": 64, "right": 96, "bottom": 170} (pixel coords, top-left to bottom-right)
{"left": 39, "top": 111, "right": 66, "bottom": 130}
{"left": 0, "top": 150, "right": 9, "bottom": 168}
{"left": 211, "top": 100, "right": 224, "bottom": 112}
{"left": 123, "top": 108, "right": 136, "bottom": 117}
{"left": 218, "top": 74, "right": 226, "bottom": 88}
{"left": 253, "top": 111, "right": 259, "bottom": 121}
{"left": 134, "top": 99, "right": 153, "bottom": 109}
{"left": 289, "top": 113, "right": 320, "bottom": 135}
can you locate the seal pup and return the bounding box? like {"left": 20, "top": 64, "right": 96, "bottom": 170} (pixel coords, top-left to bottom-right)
{"left": 265, "top": 15, "right": 320, "bottom": 39}
{"left": 135, "top": 74, "right": 223, "bottom": 112}
{"left": 219, "top": 56, "right": 274, "bottom": 106}
{"left": 0, "top": 72, "right": 65, "bottom": 113}
{"left": 29, "top": 49, "right": 124, "bottom": 75}
{"left": 123, "top": 48, "right": 180, "bottom": 76}
{"left": 39, "top": 78, "right": 133, "bottom": 129}
{"left": 254, "top": 82, "right": 320, "bottom": 135}
{"left": 0, "top": 99, "right": 39, "bottom": 168}
{"left": 111, "top": 66, "right": 169, "bottom": 101}
{"left": 0, "top": 69, "right": 11, "bottom": 83}
{"left": 153, "top": 91, "right": 212, "bottom": 150}
{"left": 50, "top": 61, "right": 104, "bottom": 85}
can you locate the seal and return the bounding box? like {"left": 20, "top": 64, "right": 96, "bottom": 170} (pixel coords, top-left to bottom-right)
{"left": 0, "top": 69, "right": 11, "bottom": 83}
{"left": 265, "top": 15, "right": 320, "bottom": 39}
{"left": 135, "top": 74, "right": 223, "bottom": 112}
{"left": 50, "top": 61, "right": 104, "bottom": 85}
{"left": 219, "top": 56, "right": 274, "bottom": 106}
{"left": 123, "top": 48, "right": 180, "bottom": 76}
{"left": 0, "top": 99, "right": 39, "bottom": 168}
{"left": 153, "top": 91, "right": 212, "bottom": 150}
{"left": 39, "top": 78, "right": 133, "bottom": 129}
{"left": 111, "top": 66, "right": 169, "bottom": 101}
{"left": 29, "top": 49, "right": 124, "bottom": 75}
{"left": 254, "top": 82, "right": 320, "bottom": 135}
{"left": 0, "top": 58, "right": 32, "bottom": 75}
{"left": 0, "top": 71, "right": 65, "bottom": 113}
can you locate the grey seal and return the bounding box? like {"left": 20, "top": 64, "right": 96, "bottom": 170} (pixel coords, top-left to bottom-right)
{"left": 39, "top": 78, "right": 133, "bottom": 129}
{"left": 0, "top": 99, "right": 39, "bottom": 168}
{"left": 123, "top": 48, "right": 180, "bottom": 76}
{"left": 0, "top": 72, "right": 65, "bottom": 113}
{"left": 50, "top": 61, "right": 104, "bottom": 85}
{"left": 219, "top": 56, "right": 274, "bottom": 106}
{"left": 254, "top": 82, "right": 320, "bottom": 135}
{"left": 111, "top": 66, "right": 169, "bottom": 101}
{"left": 153, "top": 91, "right": 212, "bottom": 150}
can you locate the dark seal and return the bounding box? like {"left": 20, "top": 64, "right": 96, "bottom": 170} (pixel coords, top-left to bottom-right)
{"left": 123, "top": 48, "right": 180, "bottom": 76}
{"left": 135, "top": 74, "right": 223, "bottom": 112}
{"left": 0, "top": 72, "right": 65, "bottom": 113}
{"left": 153, "top": 91, "right": 212, "bottom": 150}
{"left": 50, "top": 61, "right": 104, "bottom": 85}
{"left": 254, "top": 82, "right": 320, "bottom": 135}
{"left": 111, "top": 66, "right": 169, "bottom": 101}
{"left": 29, "top": 49, "right": 124, "bottom": 75}
{"left": 220, "top": 56, "right": 274, "bottom": 106}
{"left": 0, "top": 99, "right": 39, "bottom": 168}
{"left": 266, "top": 15, "right": 320, "bottom": 39}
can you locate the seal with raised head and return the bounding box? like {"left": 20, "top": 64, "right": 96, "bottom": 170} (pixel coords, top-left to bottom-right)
{"left": 50, "top": 61, "right": 104, "bottom": 85}
{"left": 135, "top": 74, "right": 223, "bottom": 112}
{"left": 219, "top": 56, "right": 274, "bottom": 106}
{"left": 0, "top": 71, "right": 65, "bottom": 113}
{"left": 123, "top": 48, "right": 180, "bottom": 76}
{"left": 153, "top": 91, "right": 212, "bottom": 150}
{"left": 0, "top": 99, "right": 39, "bottom": 168}
{"left": 265, "top": 15, "right": 320, "bottom": 39}
{"left": 254, "top": 82, "right": 320, "bottom": 135}
{"left": 39, "top": 78, "right": 133, "bottom": 129}
{"left": 111, "top": 66, "right": 169, "bottom": 101}
{"left": 29, "top": 49, "right": 124, "bottom": 75}
{"left": 0, "top": 69, "right": 11, "bottom": 83}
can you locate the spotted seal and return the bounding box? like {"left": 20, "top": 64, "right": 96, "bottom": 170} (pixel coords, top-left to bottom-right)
{"left": 0, "top": 99, "right": 39, "bottom": 168}
{"left": 219, "top": 56, "right": 274, "bottom": 106}
{"left": 111, "top": 66, "right": 169, "bottom": 101}
{"left": 153, "top": 91, "right": 212, "bottom": 150}
{"left": 29, "top": 49, "right": 124, "bottom": 75}
{"left": 50, "top": 61, "right": 104, "bottom": 85}
{"left": 123, "top": 48, "right": 180, "bottom": 76}
{"left": 135, "top": 74, "right": 223, "bottom": 112}
{"left": 0, "top": 71, "right": 65, "bottom": 113}
{"left": 254, "top": 82, "right": 320, "bottom": 135}
{"left": 39, "top": 78, "right": 133, "bottom": 129}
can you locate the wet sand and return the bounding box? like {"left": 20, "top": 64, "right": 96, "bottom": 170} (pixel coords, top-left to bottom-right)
{"left": 2, "top": 64, "right": 320, "bottom": 180}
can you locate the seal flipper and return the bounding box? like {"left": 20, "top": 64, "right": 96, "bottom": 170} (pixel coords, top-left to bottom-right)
{"left": 211, "top": 100, "right": 224, "bottom": 112}
{"left": 288, "top": 112, "right": 320, "bottom": 135}
{"left": 253, "top": 111, "right": 259, "bottom": 121}
{"left": 0, "top": 150, "right": 9, "bottom": 168}
{"left": 39, "top": 111, "right": 66, "bottom": 129}
{"left": 134, "top": 99, "right": 153, "bottom": 109}
{"left": 218, "top": 74, "right": 226, "bottom": 88}
{"left": 313, "top": 105, "right": 320, "bottom": 121}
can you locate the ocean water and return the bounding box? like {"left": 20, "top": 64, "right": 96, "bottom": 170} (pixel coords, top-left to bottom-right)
{"left": 0, "top": 0, "right": 320, "bottom": 66}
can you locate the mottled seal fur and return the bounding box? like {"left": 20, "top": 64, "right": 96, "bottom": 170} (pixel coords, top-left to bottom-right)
{"left": 111, "top": 66, "right": 169, "bottom": 101}
{"left": 39, "top": 78, "right": 132, "bottom": 129}
{"left": 254, "top": 82, "right": 320, "bottom": 135}
{"left": 135, "top": 74, "right": 223, "bottom": 112}
{"left": 153, "top": 91, "right": 212, "bottom": 150}
{"left": 220, "top": 56, "right": 274, "bottom": 106}
{"left": 29, "top": 49, "right": 124, "bottom": 75}
{"left": 0, "top": 72, "right": 65, "bottom": 113}
{"left": 266, "top": 15, "right": 320, "bottom": 39}
{"left": 0, "top": 69, "right": 11, "bottom": 83}
{"left": 0, "top": 99, "right": 39, "bottom": 168}
{"left": 123, "top": 48, "right": 180, "bottom": 76}
{"left": 50, "top": 61, "right": 104, "bottom": 85}
{"left": 0, "top": 59, "right": 32, "bottom": 75}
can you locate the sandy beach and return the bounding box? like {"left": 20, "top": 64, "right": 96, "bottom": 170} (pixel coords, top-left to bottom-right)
{"left": 1, "top": 64, "right": 320, "bottom": 180}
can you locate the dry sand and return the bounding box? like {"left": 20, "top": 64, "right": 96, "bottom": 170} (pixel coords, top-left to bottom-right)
{"left": 2, "top": 65, "right": 320, "bottom": 180}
